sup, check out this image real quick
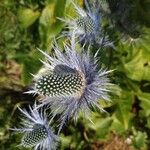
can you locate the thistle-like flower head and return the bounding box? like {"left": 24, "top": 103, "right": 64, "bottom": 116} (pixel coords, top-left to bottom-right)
{"left": 27, "top": 38, "right": 113, "bottom": 133}
{"left": 61, "top": 0, "right": 112, "bottom": 47}
{"left": 13, "top": 104, "right": 58, "bottom": 150}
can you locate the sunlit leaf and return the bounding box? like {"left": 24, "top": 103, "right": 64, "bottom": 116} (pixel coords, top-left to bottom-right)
{"left": 124, "top": 49, "right": 150, "bottom": 81}
{"left": 39, "top": 0, "right": 66, "bottom": 49}
{"left": 17, "top": 8, "right": 40, "bottom": 28}
{"left": 138, "top": 92, "right": 150, "bottom": 116}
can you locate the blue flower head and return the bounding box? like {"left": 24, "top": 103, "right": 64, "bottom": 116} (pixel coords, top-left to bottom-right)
{"left": 61, "top": 0, "right": 112, "bottom": 47}
{"left": 13, "top": 104, "right": 58, "bottom": 150}
{"left": 27, "top": 37, "right": 113, "bottom": 133}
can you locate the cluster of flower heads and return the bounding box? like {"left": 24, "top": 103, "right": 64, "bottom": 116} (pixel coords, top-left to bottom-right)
{"left": 13, "top": 1, "right": 114, "bottom": 150}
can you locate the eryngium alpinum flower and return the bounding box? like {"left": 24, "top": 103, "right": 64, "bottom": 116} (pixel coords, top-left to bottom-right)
{"left": 27, "top": 38, "right": 113, "bottom": 132}
{"left": 61, "top": 0, "right": 112, "bottom": 47}
{"left": 13, "top": 105, "right": 58, "bottom": 150}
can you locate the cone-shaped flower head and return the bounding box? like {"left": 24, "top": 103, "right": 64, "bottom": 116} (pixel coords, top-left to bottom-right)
{"left": 27, "top": 38, "right": 113, "bottom": 133}
{"left": 13, "top": 104, "right": 58, "bottom": 150}
{"left": 61, "top": 0, "right": 112, "bottom": 47}
{"left": 35, "top": 70, "right": 85, "bottom": 98}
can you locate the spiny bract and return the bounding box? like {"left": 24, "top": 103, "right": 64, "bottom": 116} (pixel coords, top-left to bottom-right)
{"left": 13, "top": 104, "right": 58, "bottom": 150}
{"left": 61, "top": 0, "right": 112, "bottom": 47}
{"left": 27, "top": 37, "right": 113, "bottom": 133}
{"left": 22, "top": 124, "right": 48, "bottom": 148}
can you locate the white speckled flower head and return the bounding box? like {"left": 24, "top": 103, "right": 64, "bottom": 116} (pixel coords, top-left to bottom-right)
{"left": 13, "top": 104, "right": 58, "bottom": 150}
{"left": 27, "top": 36, "right": 113, "bottom": 133}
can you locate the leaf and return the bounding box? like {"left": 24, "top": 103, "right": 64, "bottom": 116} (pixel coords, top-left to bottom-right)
{"left": 39, "top": 0, "right": 66, "bottom": 48}
{"left": 110, "top": 117, "right": 127, "bottom": 134}
{"left": 137, "top": 92, "right": 150, "bottom": 128}
{"left": 60, "top": 135, "right": 72, "bottom": 149}
{"left": 133, "top": 131, "right": 147, "bottom": 149}
{"left": 17, "top": 8, "right": 40, "bottom": 28}
{"left": 13, "top": 51, "right": 42, "bottom": 85}
{"left": 111, "top": 91, "right": 134, "bottom": 132}
{"left": 95, "top": 117, "right": 113, "bottom": 139}
{"left": 137, "top": 92, "right": 150, "bottom": 117}
{"left": 124, "top": 49, "right": 150, "bottom": 81}
{"left": 39, "top": 3, "right": 55, "bottom": 43}
{"left": 21, "top": 54, "right": 42, "bottom": 84}
{"left": 64, "top": 0, "right": 83, "bottom": 20}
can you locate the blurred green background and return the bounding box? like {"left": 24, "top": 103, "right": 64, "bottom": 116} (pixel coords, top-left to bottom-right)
{"left": 0, "top": 0, "right": 150, "bottom": 149}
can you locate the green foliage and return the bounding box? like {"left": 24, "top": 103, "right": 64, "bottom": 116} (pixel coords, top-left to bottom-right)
{"left": 132, "top": 130, "right": 148, "bottom": 149}
{"left": 0, "top": 0, "right": 150, "bottom": 149}
{"left": 111, "top": 90, "right": 134, "bottom": 133}
{"left": 18, "top": 8, "right": 40, "bottom": 28}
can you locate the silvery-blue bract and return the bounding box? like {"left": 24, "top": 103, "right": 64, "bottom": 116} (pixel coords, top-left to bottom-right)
{"left": 27, "top": 37, "right": 113, "bottom": 133}
{"left": 13, "top": 104, "right": 58, "bottom": 150}
{"left": 61, "top": 0, "right": 112, "bottom": 47}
